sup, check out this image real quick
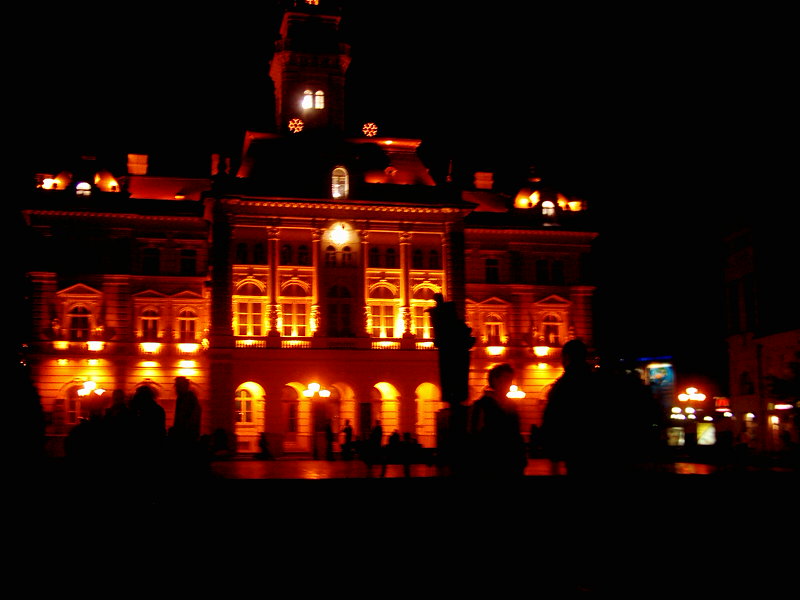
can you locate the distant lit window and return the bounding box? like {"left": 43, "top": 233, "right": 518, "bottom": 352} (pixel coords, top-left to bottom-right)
{"left": 413, "top": 305, "right": 433, "bottom": 338}
{"left": 542, "top": 314, "right": 561, "bottom": 346}
{"left": 542, "top": 200, "right": 556, "bottom": 217}
{"left": 235, "top": 388, "right": 254, "bottom": 424}
{"left": 302, "top": 89, "right": 325, "bottom": 110}
{"left": 304, "top": 0, "right": 319, "bottom": 5}
{"left": 178, "top": 308, "right": 198, "bottom": 342}
{"left": 281, "top": 283, "right": 310, "bottom": 337}
{"left": 236, "top": 301, "right": 264, "bottom": 336}
{"left": 68, "top": 306, "right": 92, "bottom": 341}
{"left": 485, "top": 313, "right": 503, "bottom": 345}
{"left": 141, "top": 309, "right": 160, "bottom": 341}
{"left": 331, "top": 167, "right": 349, "bottom": 199}
{"left": 76, "top": 181, "right": 92, "bottom": 196}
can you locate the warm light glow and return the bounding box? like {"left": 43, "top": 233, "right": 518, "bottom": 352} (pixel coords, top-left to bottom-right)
{"left": 328, "top": 222, "right": 350, "bottom": 245}
{"left": 177, "top": 343, "right": 200, "bottom": 353}
{"left": 671, "top": 407, "right": 682, "bottom": 414}
{"left": 239, "top": 339, "right": 259, "bottom": 347}
{"left": 179, "top": 360, "right": 197, "bottom": 368}
{"left": 140, "top": 342, "right": 161, "bottom": 354}
{"left": 775, "top": 403, "right": 794, "bottom": 410}
{"left": 42, "top": 178, "right": 58, "bottom": 189}
{"left": 507, "top": 385, "right": 526, "bottom": 399}
{"left": 536, "top": 362, "right": 549, "bottom": 369}
{"left": 53, "top": 341, "right": 69, "bottom": 350}
{"left": 533, "top": 346, "right": 550, "bottom": 357}
{"left": 57, "top": 359, "right": 69, "bottom": 366}
{"left": 76, "top": 181, "right": 92, "bottom": 196}
{"left": 178, "top": 367, "right": 198, "bottom": 377}
{"left": 86, "top": 341, "right": 104, "bottom": 351}
{"left": 678, "top": 387, "right": 706, "bottom": 402}
{"left": 139, "top": 361, "right": 160, "bottom": 368}
{"left": 486, "top": 346, "right": 505, "bottom": 356}
{"left": 745, "top": 413, "right": 755, "bottom": 421}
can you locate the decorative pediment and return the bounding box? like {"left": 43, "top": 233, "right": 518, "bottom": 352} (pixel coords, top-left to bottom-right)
{"left": 172, "top": 290, "right": 204, "bottom": 300}
{"left": 56, "top": 283, "right": 102, "bottom": 297}
{"left": 133, "top": 289, "right": 169, "bottom": 299}
{"left": 534, "top": 294, "right": 571, "bottom": 308}
{"left": 474, "top": 296, "right": 511, "bottom": 307}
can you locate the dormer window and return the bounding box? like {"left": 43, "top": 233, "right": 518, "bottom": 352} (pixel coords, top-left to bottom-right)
{"left": 331, "top": 167, "right": 349, "bottom": 199}
{"left": 302, "top": 89, "right": 325, "bottom": 109}
{"left": 542, "top": 200, "right": 556, "bottom": 217}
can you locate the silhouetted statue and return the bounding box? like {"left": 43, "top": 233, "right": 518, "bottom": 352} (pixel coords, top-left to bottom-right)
{"left": 171, "top": 376, "right": 201, "bottom": 444}
{"left": 466, "top": 363, "right": 527, "bottom": 479}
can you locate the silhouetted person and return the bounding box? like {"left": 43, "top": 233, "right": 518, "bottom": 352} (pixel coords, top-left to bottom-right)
{"left": 341, "top": 419, "right": 354, "bottom": 460}
{"left": 362, "top": 420, "right": 383, "bottom": 476}
{"left": 255, "top": 432, "right": 273, "bottom": 460}
{"left": 103, "top": 389, "right": 133, "bottom": 464}
{"left": 128, "top": 385, "right": 167, "bottom": 474}
{"left": 399, "top": 432, "right": 422, "bottom": 477}
{"left": 171, "top": 376, "right": 201, "bottom": 444}
{"left": 467, "top": 363, "right": 527, "bottom": 479}
{"left": 541, "top": 339, "right": 605, "bottom": 476}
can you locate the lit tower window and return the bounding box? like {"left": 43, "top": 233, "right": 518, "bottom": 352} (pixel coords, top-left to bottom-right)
{"left": 302, "top": 89, "right": 325, "bottom": 109}
{"left": 331, "top": 167, "right": 349, "bottom": 199}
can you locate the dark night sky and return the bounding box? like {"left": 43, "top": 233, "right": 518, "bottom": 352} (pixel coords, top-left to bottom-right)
{"left": 22, "top": 1, "right": 792, "bottom": 391}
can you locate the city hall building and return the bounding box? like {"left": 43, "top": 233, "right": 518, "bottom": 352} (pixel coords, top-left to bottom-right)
{"left": 22, "top": 1, "right": 597, "bottom": 459}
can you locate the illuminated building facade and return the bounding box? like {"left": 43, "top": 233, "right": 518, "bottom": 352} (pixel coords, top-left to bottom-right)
{"left": 723, "top": 216, "right": 800, "bottom": 453}
{"left": 22, "top": 1, "right": 597, "bottom": 458}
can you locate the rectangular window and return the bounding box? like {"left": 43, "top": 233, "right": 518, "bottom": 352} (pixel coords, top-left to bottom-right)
{"left": 237, "top": 302, "right": 263, "bottom": 336}
{"left": 372, "top": 304, "right": 395, "bottom": 338}
{"left": 413, "top": 305, "right": 432, "bottom": 338}
{"left": 282, "top": 303, "right": 308, "bottom": 337}
{"left": 485, "top": 258, "right": 499, "bottom": 284}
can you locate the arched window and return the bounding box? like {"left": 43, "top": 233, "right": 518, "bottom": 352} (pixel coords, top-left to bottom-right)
{"left": 235, "top": 388, "right": 254, "bottom": 424}
{"left": 281, "top": 282, "right": 310, "bottom": 337}
{"left": 542, "top": 200, "right": 556, "bottom": 218}
{"left": 234, "top": 282, "right": 265, "bottom": 336}
{"left": 341, "top": 246, "right": 352, "bottom": 265}
{"left": 485, "top": 313, "right": 503, "bottom": 346}
{"left": 542, "top": 314, "right": 561, "bottom": 346}
{"left": 141, "top": 308, "right": 160, "bottom": 341}
{"left": 178, "top": 308, "right": 198, "bottom": 342}
{"left": 369, "top": 285, "right": 398, "bottom": 338}
{"left": 325, "top": 245, "right": 337, "bottom": 266}
{"left": 68, "top": 306, "right": 92, "bottom": 341}
{"left": 302, "top": 89, "right": 325, "bottom": 110}
{"left": 331, "top": 167, "right": 349, "bottom": 199}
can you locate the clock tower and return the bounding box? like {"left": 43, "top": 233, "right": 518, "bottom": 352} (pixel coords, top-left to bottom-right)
{"left": 269, "top": 1, "right": 350, "bottom": 133}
